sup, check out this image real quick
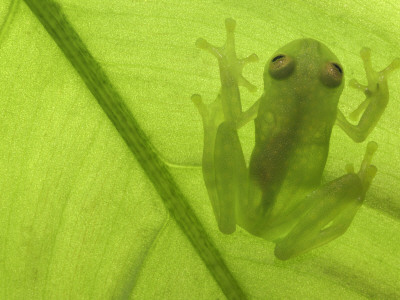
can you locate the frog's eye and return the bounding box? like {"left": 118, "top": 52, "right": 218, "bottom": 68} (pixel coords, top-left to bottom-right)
{"left": 320, "top": 62, "right": 343, "bottom": 87}
{"left": 268, "top": 54, "right": 295, "bottom": 79}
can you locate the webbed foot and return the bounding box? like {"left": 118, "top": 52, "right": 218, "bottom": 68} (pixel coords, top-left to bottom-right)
{"left": 336, "top": 49, "right": 400, "bottom": 142}
{"left": 192, "top": 18, "right": 259, "bottom": 124}
{"left": 348, "top": 48, "right": 400, "bottom": 121}
{"left": 195, "top": 18, "right": 259, "bottom": 93}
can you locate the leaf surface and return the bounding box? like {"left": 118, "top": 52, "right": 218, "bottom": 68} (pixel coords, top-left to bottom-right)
{"left": 0, "top": 0, "right": 399, "bottom": 299}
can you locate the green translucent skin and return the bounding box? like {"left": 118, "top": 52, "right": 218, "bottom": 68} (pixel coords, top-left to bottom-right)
{"left": 192, "top": 19, "right": 400, "bottom": 260}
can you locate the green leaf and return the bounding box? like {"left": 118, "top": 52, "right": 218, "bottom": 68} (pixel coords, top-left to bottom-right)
{"left": 0, "top": 0, "right": 399, "bottom": 299}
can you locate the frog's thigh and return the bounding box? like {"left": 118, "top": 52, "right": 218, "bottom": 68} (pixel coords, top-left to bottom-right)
{"left": 214, "top": 121, "right": 247, "bottom": 234}
{"left": 274, "top": 174, "right": 363, "bottom": 260}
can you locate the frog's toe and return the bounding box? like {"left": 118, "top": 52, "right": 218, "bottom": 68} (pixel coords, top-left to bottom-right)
{"left": 238, "top": 54, "right": 259, "bottom": 92}
{"left": 349, "top": 79, "right": 368, "bottom": 93}
{"left": 359, "top": 47, "right": 400, "bottom": 87}
{"left": 195, "top": 19, "right": 259, "bottom": 93}
{"left": 225, "top": 18, "right": 236, "bottom": 32}
{"left": 348, "top": 79, "right": 371, "bottom": 121}
{"left": 195, "top": 38, "right": 209, "bottom": 49}
{"left": 194, "top": 18, "right": 236, "bottom": 61}
{"left": 238, "top": 75, "right": 257, "bottom": 92}
{"left": 191, "top": 93, "right": 203, "bottom": 106}
{"left": 363, "top": 165, "right": 378, "bottom": 184}
{"left": 357, "top": 141, "right": 378, "bottom": 191}
{"left": 195, "top": 38, "right": 222, "bottom": 59}
{"left": 240, "top": 53, "right": 259, "bottom": 66}
{"left": 360, "top": 141, "right": 378, "bottom": 170}
{"left": 360, "top": 47, "right": 371, "bottom": 61}
{"left": 380, "top": 57, "right": 400, "bottom": 78}
{"left": 348, "top": 50, "right": 399, "bottom": 123}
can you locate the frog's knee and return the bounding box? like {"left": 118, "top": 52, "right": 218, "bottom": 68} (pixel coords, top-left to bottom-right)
{"left": 347, "top": 127, "right": 369, "bottom": 143}
{"left": 274, "top": 240, "right": 304, "bottom": 261}
{"left": 353, "top": 131, "right": 368, "bottom": 143}
{"left": 274, "top": 245, "right": 293, "bottom": 261}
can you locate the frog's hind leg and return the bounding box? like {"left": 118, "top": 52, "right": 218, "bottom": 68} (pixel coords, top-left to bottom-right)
{"left": 274, "top": 142, "right": 378, "bottom": 260}
{"left": 214, "top": 121, "right": 248, "bottom": 233}
{"left": 192, "top": 96, "right": 248, "bottom": 234}
{"left": 191, "top": 19, "right": 258, "bottom": 234}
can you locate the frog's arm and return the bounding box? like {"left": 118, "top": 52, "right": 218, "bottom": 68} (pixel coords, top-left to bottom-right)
{"left": 236, "top": 100, "right": 260, "bottom": 129}
{"left": 275, "top": 142, "right": 378, "bottom": 260}
{"left": 336, "top": 48, "right": 400, "bottom": 142}
{"left": 192, "top": 19, "right": 259, "bottom": 233}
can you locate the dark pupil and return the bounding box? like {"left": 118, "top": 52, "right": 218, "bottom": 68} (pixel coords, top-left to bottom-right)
{"left": 332, "top": 63, "right": 342, "bottom": 74}
{"left": 272, "top": 55, "right": 285, "bottom": 62}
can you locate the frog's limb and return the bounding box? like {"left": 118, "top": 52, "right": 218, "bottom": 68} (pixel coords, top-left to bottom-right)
{"left": 236, "top": 99, "right": 260, "bottom": 129}
{"left": 274, "top": 142, "right": 378, "bottom": 260}
{"left": 192, "top": 19, "right": 258, "bottom": 233}
{"left": 195, "top": 18, "right": 259, "bottom": 122}
{"left": 192, "top": 94, "right": 225, "bottom": 232}
{"left": 214, "top": 122, "right": 247, "bottom": 233}
{"left": 193, "top": 103, "right": 247, "bottom": 234}
{"left": 336, "top": 48, "right": 400, "bottom": 142}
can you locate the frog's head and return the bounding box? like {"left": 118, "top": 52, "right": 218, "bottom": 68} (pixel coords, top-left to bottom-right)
{"left": 264, "top": 38, "right": 344, "bottom": 108}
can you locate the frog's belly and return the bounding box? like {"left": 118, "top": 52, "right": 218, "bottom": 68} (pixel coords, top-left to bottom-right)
{"left": 285, "top": 142, "right": 329, "bottom": 188}
{"left": 247, "top": 143, "right": 330, "bottom": 241}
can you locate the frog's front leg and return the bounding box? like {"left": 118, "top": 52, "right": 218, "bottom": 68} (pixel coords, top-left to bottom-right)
{"left": 274, "top": 142, "right": 378, "bottom": 260}
{"left": 336, "top": 48, "right": 400, "bottom": 142}
{"left": 192, "top": 19, "right": 259, "bottom": 233}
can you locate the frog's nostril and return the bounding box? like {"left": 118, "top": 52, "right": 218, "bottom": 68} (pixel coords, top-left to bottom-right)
{"left": 302, "top": 38, "right": 320, "bottom": 51}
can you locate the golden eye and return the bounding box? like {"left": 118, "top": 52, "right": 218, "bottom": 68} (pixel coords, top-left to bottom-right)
{"left": 320, "top": 62, "right": 343, "bottom": 87}
{"left": 268, "top": 54, "right": 295, "bottom": 79}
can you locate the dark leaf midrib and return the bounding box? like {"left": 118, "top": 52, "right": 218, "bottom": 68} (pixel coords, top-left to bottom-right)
{"left": 21, "top": 0, "right": 247, "bottom": 299}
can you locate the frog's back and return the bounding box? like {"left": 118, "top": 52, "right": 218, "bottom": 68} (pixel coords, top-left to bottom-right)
{"left": 250, "top": 93, "right": 336, "bottom": 200}
{"left": 249, "top": 38, "right": 344, "bottom": 211}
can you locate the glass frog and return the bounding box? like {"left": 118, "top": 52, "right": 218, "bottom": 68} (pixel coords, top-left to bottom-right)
{"left": 192, "top": 18, "right": 399, "bottom": 260}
